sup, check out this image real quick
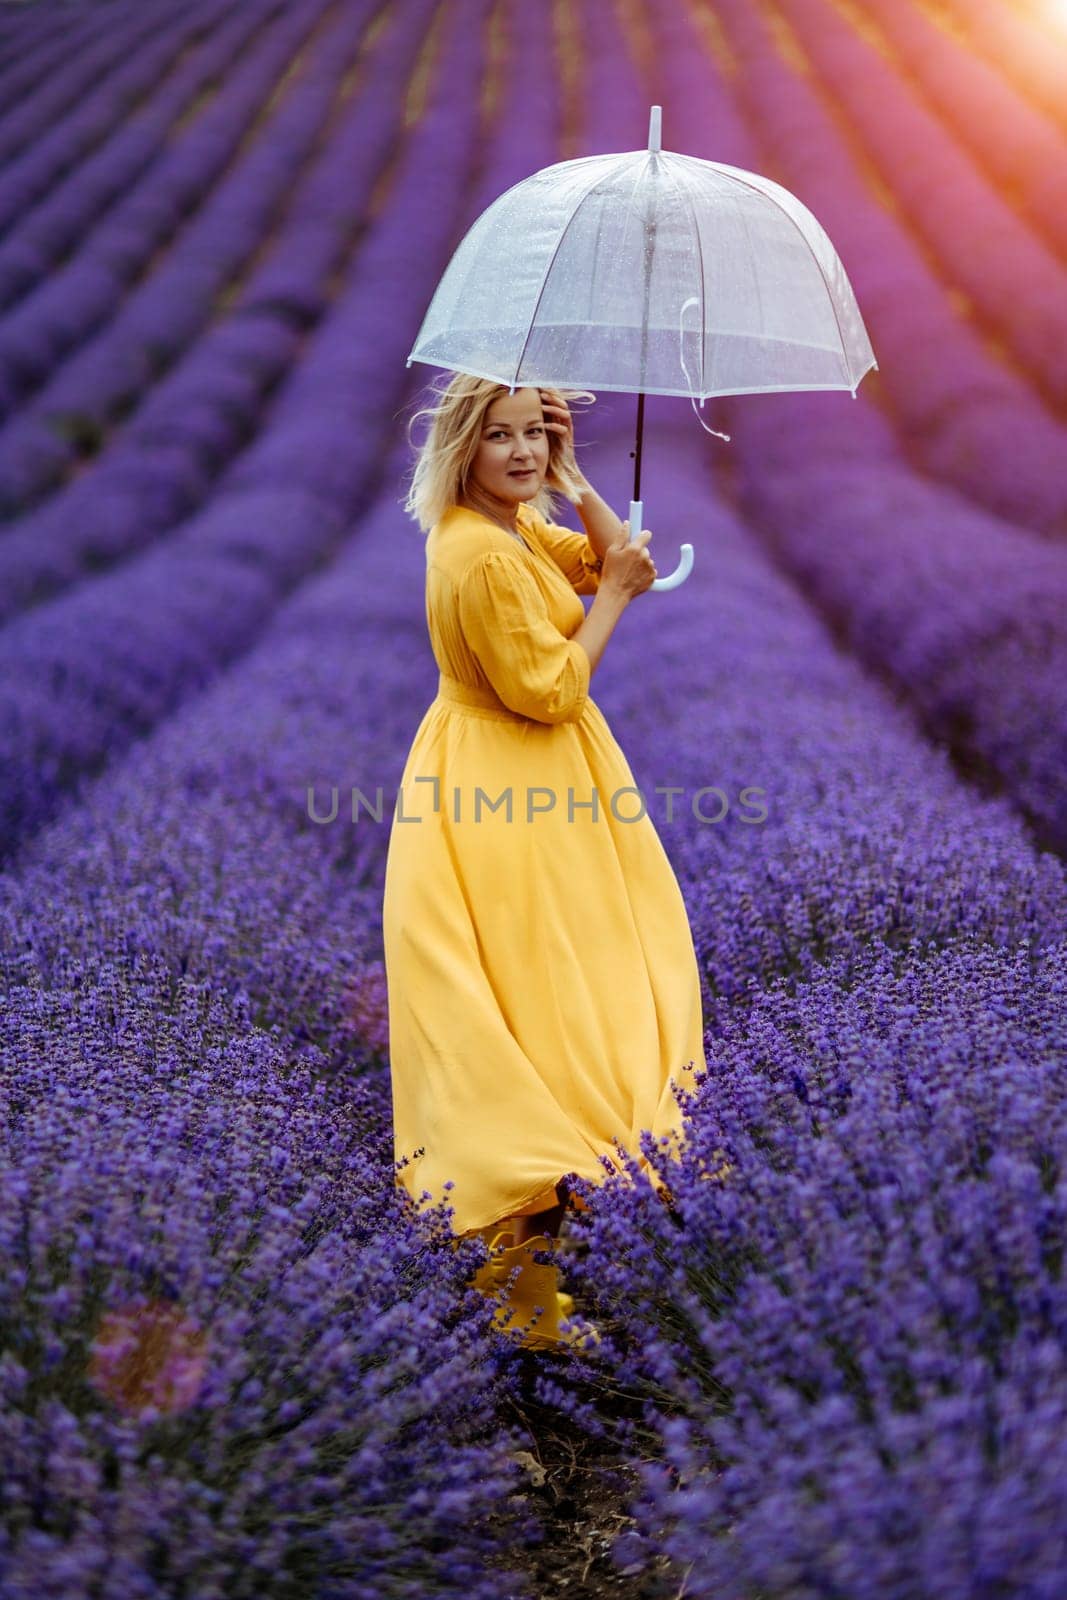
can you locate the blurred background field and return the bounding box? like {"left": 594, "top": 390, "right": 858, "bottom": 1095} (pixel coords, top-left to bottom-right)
{"left": 2, "top": 2, "right": 1067, "bottom": 1596}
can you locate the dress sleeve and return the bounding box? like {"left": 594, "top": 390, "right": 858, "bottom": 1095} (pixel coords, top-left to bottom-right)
{"left": 457, "top": 550, "right": 591, "bottom": 725}
{"left": 527, "top": 510, "right": 603, "bottom": 595}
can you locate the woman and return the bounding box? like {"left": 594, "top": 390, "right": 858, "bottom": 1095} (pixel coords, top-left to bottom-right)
{"left": 383, "top": 373, "right": 707, "bottom": 1347}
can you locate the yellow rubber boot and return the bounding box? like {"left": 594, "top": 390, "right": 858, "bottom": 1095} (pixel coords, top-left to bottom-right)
{"left": 476, "top": 1233, "right": 600, "bottom": 1353}
{"left": 468, "top": 1225, "right": 514, "bottom": 1295}
{"left": 467, "top": 1224, "right": 577, "bottom": 1326}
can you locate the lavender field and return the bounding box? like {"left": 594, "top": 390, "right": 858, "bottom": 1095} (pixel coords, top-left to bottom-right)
{"left": 2, "top": 0, "right": 1067, "bottom": 1594}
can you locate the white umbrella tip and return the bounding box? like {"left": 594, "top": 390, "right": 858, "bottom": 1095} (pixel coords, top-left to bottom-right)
{"left": 648, "top": 106, "right": 662, "bottom": 153}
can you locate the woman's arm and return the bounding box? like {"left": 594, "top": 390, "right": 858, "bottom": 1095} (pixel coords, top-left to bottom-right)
{"left": 571, "top": 478, "right": 625, "bottom": 566}
{"left": 570, "top": 582, "right": 628, "bottom": 679}
{"left": 540, "top": 388, "right": 626, "bottom": 566}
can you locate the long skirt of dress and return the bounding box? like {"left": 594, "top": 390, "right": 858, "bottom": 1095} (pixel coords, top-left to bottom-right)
{"left": 383, "top": 677, "right": 708, "bottom": 1239}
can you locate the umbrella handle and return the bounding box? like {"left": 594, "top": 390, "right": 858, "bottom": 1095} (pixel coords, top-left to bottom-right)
{"left": 628, "top": 500, "right": 694, "bottom": 591}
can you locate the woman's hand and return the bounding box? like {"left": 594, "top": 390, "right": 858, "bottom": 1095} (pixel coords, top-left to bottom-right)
{"left": 539, "top": 387, "right": 585, "bottom": 488}
{"left": 601, "top": 521, "right": 657, "bottom": 601}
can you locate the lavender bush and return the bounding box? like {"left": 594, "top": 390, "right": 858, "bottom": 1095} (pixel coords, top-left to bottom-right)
{"left": 773, "top": 0, "right": 1067, "bottom": 409}
{"left": 0, "top": 8, "right": 574, "bottom": 1592}
{"left": 931, "top": 0, "right": 1067, "bottom": 134}
{"left": 0, "top": 960, "right": 536, "bottom": 1598}
{"left": 561, "top": 934, "right": 1067, "bottom": 1599}
{"left": 856, "top": 0, "right": 1067, "bottom": 258}
{"left": 641, "top": 0, "right": 1067, "bottom": 852}
{"left": 0, "top": 0, "right": 433, "bottom": 617}
{"left": 704, "top": 0, "right": 1067, "bottom": 535}
{"left": 0, "top": 0, "right": 334, "bottom": 471}
{"left": 0, "top": 3, "right": 223, "bottom": 247}
{"left": 0, "top": 0, "right": 488, "bottom": 856}
{"left": 4, "top": 0, "right": 1067, "bottom": 1593}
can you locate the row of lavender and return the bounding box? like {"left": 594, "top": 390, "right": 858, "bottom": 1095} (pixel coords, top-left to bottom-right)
{"left": 0, "top": 0, "right": 225, "bottom": 239}
{"left": 0, "top": 6, "right": 603, "bottom": 1594}
{"left": 0, "top": 952, "right": 533, "bottom": 1598}
{"left": 543, "top": 29, "right": 1067, "bottom": 1588}
{"left": 0, "top": 0, "right": 428, "bottom": 614}
{"left": 0, "top": 0, "right": 494, "bottom": 663}
{"left": 856, "top": 0, "right": 1067, "bottom": 252}
{"left": 437, "top": 3, "right": 1067, "bottom": 1584}
{"left": 283, "top": 393, "right": 1067, "bottom": 1588}
{"left": 631, "top": 0, "right": 1067, "bottom": 855}
{"left": 771, "top": 0, "right": 1067, "bottom": 412}
{"left": 545, "top": 423, "right": 1067, "bottom": 1597}
{"left": 6, "top": 366, "right": 1064, "bottom": 1595}
{"left": 10, "top": 0, "right": 1067, "bottom": 544}
{"left": 0, "top": 0, "right": 1055, "bottom": 1043}
{"left": 0, "top": 0, "right": 336, "bottom": 496}
{"left": 3, "top": 0, "right": 1065, "bottom": 866}
{"left": 692, "top": 0, "right": 1067, "bottom": 537}
{"left": 936, "top": 0, "right": 1067, "bottom": 132}
{"left": 0, "top": 0, "right": 472, "bottom": 860}
{"left": 2, "top": 0, "right": 1066, "bottom": 1593}
{"left": 3, "top": 221, "right": 1065, "bottom": 1600}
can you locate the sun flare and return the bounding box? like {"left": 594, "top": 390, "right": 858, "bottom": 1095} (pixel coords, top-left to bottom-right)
{"left": 1036, "top": 0, "right": 1067, "bottom": 33}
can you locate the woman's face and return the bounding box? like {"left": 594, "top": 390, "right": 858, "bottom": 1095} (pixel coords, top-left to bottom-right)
{"left": 468, "top": 388, "right": 549, "bottom": 510}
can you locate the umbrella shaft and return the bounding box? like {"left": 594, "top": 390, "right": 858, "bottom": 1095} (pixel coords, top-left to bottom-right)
{"left": 633, "top": 391, "right": 645, "bottom": 504}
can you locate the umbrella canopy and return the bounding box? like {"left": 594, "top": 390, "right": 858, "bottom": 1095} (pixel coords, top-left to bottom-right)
{"left": 409, "top": 108, "right": 875, "bottom": 400}
{"left": 408, "top": 107, "right": 877, "bottom": 590}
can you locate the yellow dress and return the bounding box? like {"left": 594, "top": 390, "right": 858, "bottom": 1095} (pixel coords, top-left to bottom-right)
{"left": 383, "top": 499, "right": 707, "bottom": 1239}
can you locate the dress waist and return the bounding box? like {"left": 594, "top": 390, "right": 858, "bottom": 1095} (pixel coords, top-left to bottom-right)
{"left": 435, "top": 673, "right": 529, "bottom": 723}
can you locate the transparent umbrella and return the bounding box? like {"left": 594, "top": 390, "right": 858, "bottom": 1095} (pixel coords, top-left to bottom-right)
{"left": 408, "top": 106, "right": 877, "bottom": 591}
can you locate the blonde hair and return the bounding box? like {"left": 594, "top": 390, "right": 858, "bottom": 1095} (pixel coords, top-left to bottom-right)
{"left": 401, "top": 372, "right": 594, "bottom": 533}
